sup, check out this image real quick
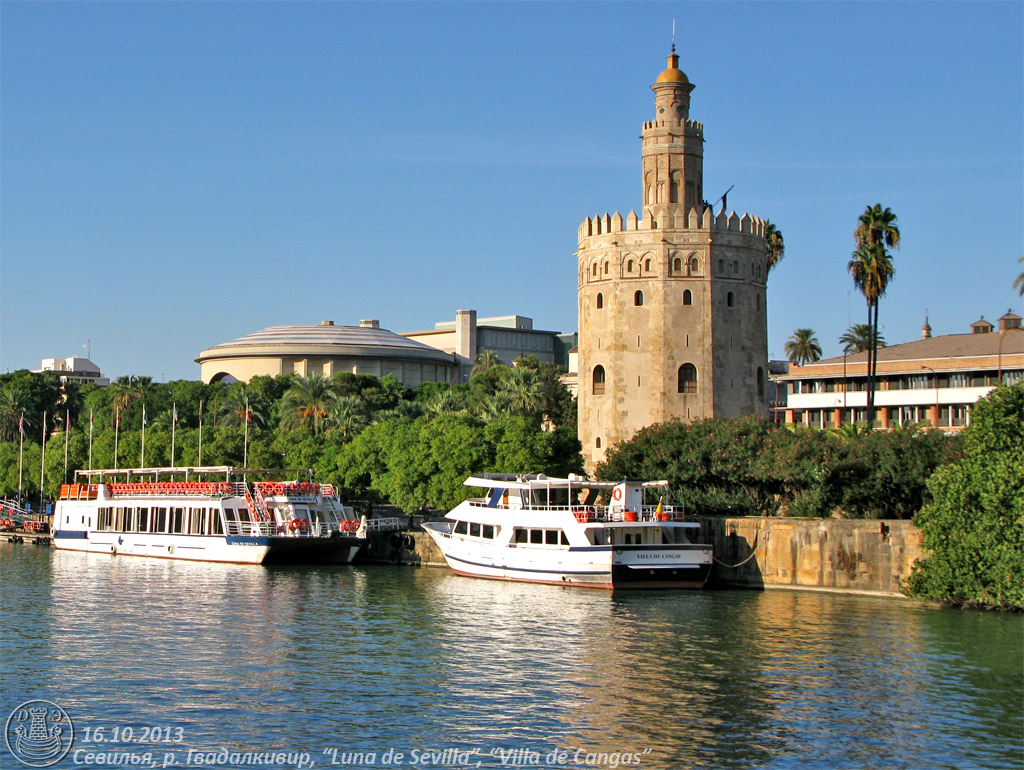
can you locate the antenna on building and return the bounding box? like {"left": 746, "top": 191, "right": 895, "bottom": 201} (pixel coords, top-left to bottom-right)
{"left": 713, "top": 185, "right": 734, "bottom": 215}
{"left": 672, "top": 19, "right": 676, "bottom": 51}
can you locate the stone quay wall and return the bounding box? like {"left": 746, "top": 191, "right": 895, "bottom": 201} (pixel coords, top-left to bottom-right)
{"left": 695, "top": 516, "right": 925, "bottom": 596}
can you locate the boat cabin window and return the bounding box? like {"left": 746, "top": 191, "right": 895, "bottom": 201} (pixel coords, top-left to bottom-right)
{"left": 171, "top": 507, "right": 185, "bottom": 534}
{"left": 189, "top": 508, "right": 204, "bottom": 535}
{"left": 154, "top": 508, "right": 168, "bottom": 533}
{"left": 210, "top": 510, "right": 224, "bottom": 535}
{"left": 469, "top": 523, "right": 481, "bottom": 538}
{"left": 515, "top": 527, "right": 569, "bottom": 546}
{"left": 482, "top": 524, "right": 495, "bottom": 539}
{"left": 454, "top": 521, "right": 468, "bottom": 535}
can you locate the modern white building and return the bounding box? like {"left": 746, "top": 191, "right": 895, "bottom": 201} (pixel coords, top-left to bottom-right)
{"left": 35, "top": 357, "right": 110, "bottom": 387}
{"left": 777, "top": 311, "right": 1024, "bottom": 431}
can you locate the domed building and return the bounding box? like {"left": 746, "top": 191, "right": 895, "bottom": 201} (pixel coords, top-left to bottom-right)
{"left": 196, "top": 320, "right": 457, "bottom": 386}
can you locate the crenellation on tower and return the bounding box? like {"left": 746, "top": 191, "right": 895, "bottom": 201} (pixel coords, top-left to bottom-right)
{"left": 575, "top": 51, "right": 770, "bottom": 471}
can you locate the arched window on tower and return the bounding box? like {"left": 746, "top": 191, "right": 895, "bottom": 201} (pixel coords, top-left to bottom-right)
{"left": 727, "top": 292, "right": 735, "bottom": 307}
{"left": 634, "top": 290, "right": 644, "bottom": 306}
{"left": 673, "top": 257, "right": 682, "bottom": 273}
{"left": 757, "top": 367, "right": 765, "bottom": 398}
{"left": 683, "top": 290, "right": 692, "bottom": 306}
{"left": 603, "top": 261, "right": 609, "bottom": 275}
{"left": 627, "top": 259, "right": 634, "bottom": 273}
{"left": 678, "top": 364, "right": 698, "bottom": 394}
{"left": 596, "top": 293, "right": 604, "bottom": 309}
{"left": 592, "top": 263, "right": 598, "bottom": 277}
{"left": 690, "top": 256, "right": 699, "bottom": 274}
{"left": 593, "top": 366, "right": 606, "bottom": 395}
{"left": 645, "top": 258, "right": 651, "bottom": 272}
{"left": 595, "top": 437, "right": 602, "bottom": 449}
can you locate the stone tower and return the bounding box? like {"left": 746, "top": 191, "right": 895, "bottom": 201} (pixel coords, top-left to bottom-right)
{"left": 576, "top": 49, "right": 770, "bottom": 470}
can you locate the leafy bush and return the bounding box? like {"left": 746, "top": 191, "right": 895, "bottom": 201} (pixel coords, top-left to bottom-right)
{"left": 906, "top": 383, "right": 1024, "bottom": 608}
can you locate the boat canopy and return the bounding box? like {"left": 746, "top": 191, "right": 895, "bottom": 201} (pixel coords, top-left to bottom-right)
{"left": 462, "top": 474, "right": 669, "bottom": 491}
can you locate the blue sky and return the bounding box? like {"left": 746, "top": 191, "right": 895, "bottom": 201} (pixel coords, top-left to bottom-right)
{"left": 2, "top": 1, "right": 1021, "bottom": 381}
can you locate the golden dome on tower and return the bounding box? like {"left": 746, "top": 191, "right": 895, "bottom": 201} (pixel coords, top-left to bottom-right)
{"left": 656, "top": 49, "right": 689, "bottom": 84}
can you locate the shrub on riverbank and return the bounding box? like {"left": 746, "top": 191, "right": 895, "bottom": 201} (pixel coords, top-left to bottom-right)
{"left": 906, "top": 383, "right": 1024, "bottom": 609}
{"left": 596, "top": 416, "right": 961, "bottom": 519}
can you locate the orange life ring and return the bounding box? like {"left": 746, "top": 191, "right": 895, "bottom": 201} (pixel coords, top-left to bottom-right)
{"left": 289, "top": 519, "right": 301, "bottom": 531}
{"left": 274, "top": 483, "right": 285, "bottom": 495}
{"left": 612, "top": 487, "right": 623, "bottom": 501}
{"left": 298, "top": 519, "right": 309, "bottom": 530}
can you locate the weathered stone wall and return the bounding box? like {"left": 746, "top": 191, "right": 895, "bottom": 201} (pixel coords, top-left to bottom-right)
{"left": 695, "top": 516, "right": 925, "bottom": 596}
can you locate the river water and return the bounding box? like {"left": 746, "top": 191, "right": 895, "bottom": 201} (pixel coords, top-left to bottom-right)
{"left": 1, "top": 543, "right": 1021, "bottom": 770}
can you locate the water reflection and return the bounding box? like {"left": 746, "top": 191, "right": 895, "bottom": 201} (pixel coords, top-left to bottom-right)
{"left": 1, "top": 544, "right": 1021, "bottom": 770}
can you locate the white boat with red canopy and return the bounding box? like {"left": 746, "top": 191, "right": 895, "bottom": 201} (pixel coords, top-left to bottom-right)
{"left": 53, "top": 466, "right": 368, "bottom": 564}
{"left": 422, "top": 473, "right": 712, "bottom": 589}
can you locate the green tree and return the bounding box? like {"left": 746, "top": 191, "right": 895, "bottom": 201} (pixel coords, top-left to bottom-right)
{"left": 851, "top": 204, "right": 899, "bottom": 422}
{"left": 785, "top": 329, "right": 822, "bottom": 366}
{"left": 839, "top": 324, "right": 885, "bottom": 354}
{"left": 764, "top": 220, "right": 784, "bottom": 273}
{"left": 1014, "top": 255, "right": 1024, "bottom": 296}
{"left": 109, "top": 375, "right": 154, "bottom": 424}
{"left": 907, "top": 384, "right": 1024, "bottom": 608}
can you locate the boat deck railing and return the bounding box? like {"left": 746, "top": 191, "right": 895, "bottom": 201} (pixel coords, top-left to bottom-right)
{"left": 466, "top": 501, "right": 687, "bottom": 523}
{"left": 223, "top": 516, "right": 407, "bottom": 538}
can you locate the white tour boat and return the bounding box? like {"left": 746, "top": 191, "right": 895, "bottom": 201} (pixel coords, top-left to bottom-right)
{"left": 422, "top": 474, "right": 713, "bottom": 589}
{"left": 53, "top": 466, "right": 377, "bottom": 564}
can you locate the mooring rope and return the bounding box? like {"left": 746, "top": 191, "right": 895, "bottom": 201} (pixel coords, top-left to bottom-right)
{"left": 711, "top": 532, "right": 760, "bottom": 569}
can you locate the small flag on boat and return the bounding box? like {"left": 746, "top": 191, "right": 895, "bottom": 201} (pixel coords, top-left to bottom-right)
{"left": 172, "top": 403, "right": 179, "bottom": 425}
{"left": 655, "top": 498, "right": 663, "bottom": 516}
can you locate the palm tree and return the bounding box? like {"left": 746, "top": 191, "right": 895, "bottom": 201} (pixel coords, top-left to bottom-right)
{"left": 220, "top": 383, "right": 267, "bottom": 429}
{"left": 764, "top": 221, "right": 785, "bottom": 273}
{"left": 500, "top": 366, "right": 543, "bottom": 415}
{"left": 0, "top": 384, "right": 31, "bottom": 442}
{"left": 328, "top": 396, "right": 368, "bottom": 441}
{"left": 839, "top": 324, "right": 885, "bottom": 354}
{"left": 280, "top": 374, "right": 337, "bottom": 435}
{"left": 109, "top": 375, "right": 153, "bottom": 425}
{"left": 785, "top": 329, "right": 822, "bottom": 366}
{"left": 1014, "top": 255, "right": 1024, "bottom": 297}
{"left": 472, "top": 351, "right": 502, "bottom": 376}
{"left": 851, "top": 203, "right": 899, "bottom": 422}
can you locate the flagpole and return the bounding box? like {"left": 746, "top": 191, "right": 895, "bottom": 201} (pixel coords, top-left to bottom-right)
{"left": 243, "top": 396, "right": 249, "bottom": 468}
{"left": 141, "top": 404, "right": 146, "bottom": 469}
{"left": 88, "top": 409, "right": 94, "bottom": 471}
{"left": 198, "top": 400, "right": 203, "bottom": 466}
{"left": 171, "top": 402, "right": 177, "bottom": 468}
{"left": 64, "top": 409, "right": 70, "bottom": 481}
{"left": 114, "top": 408, "right": 120, "bottom": 471}
{"left": 18, "top": 412, "right": 24, "bottom": 506}
{"left": 40, "top": 412, "right": 47, "bottom": 512}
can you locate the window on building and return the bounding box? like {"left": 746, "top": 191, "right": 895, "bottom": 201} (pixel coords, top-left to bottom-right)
{"left": 627, "top": 259, "right": 634, "bottom": 272}
{"left": 644, "top": 258, "right": 651, "bottom": 271}
{"left": 683, "top": 289, "right": 692, "bottom": 306}
{"left": 727, "top": 292, "right": 734, "bottom": 307}
{"left": 673, "top": 257, "right": 682, "bottom": 272}
{"left": 596, "top": 293, "right": 603, "bottom": 309}
{"left": 678, "top": 364, "right": 698, "bottom": 393}
{"left": 733, "top": 260, "right": 739, "bottom": 274}
{"left": 757, "top": 367, "right": 765, "bottom": 398}
{"left": 604, "top": 261, "right": 609, "bottom": 275}
{"left": 595, "top": 437, "right": 602, "bottom": 448}
{"left": 634, "top": 291, "right": 644, "bottom": 306}
{"left": 593, "top": 365, "right": 606, "bottom": 395}
{"left": 690, "top": 256, "right": 699, "bottom": 274}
